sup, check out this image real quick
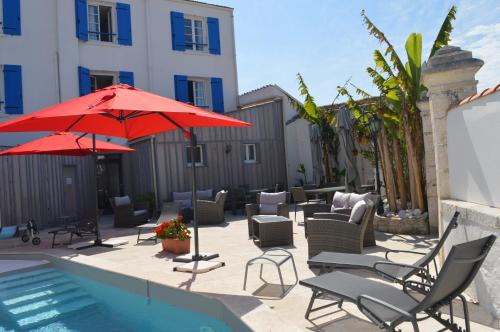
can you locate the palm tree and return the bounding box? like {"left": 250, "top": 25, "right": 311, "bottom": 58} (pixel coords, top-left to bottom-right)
{"left": 289, "top": 74, "right": 338, "bottom": 184}
{"left": 360, "top": 5, "right": 457, "bottom": 212}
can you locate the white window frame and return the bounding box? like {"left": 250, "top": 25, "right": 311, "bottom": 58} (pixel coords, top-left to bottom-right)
{"left": 87, "top": 2, "right": 117, "bottom": 44}
{"left": 244, "top": 143, "right": 257, "bottom": 164}
{"left": 187, "top": 77, "right": 210, "bottom": 109}
{"left": 184, "top": 15, "right": 208, "bottom": 53}
{"left": 89, "top": 71, "right": 117, "bottom": 92}
{"left": 186, "top": 145, "right": 204, "bottom": 167}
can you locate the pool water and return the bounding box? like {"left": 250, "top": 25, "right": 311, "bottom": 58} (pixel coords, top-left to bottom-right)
{"left": 0, "top": 267, "right": 232, "bottom": 332}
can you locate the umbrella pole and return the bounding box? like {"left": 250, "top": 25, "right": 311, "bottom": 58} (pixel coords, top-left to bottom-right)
{"left": 75, "top": 134, "right": 114, "bottom": 250}
{"left": 173, "top": 128, "right": 220, "bottom": 265}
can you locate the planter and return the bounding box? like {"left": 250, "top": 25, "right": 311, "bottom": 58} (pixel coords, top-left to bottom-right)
{"left": 161, "top": 238, "right": 190, "bottom": 254}
{"left": 374, "top": 213, "right": 429, "bottom": 235}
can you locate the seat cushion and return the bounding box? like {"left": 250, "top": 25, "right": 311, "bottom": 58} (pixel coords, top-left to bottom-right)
{"left": 349, "top": 200, "right": 367, "bottom": 224}
{"left": 197, "top": 189, "right": 213, "bottom": 200}
{"left": 114, "top": 196, "right": 131, "bottom": 206}
{"left": 331, "top": 192, "right": 350, "bottom": 212}
{"left": 133, "top": 209, "right": 148, "bottom": 217}
{"left": 348, "top": 193, "right": 370, "bottom": 208}
{"left": 175, "top": 199, "right": 192, "bottom": 208}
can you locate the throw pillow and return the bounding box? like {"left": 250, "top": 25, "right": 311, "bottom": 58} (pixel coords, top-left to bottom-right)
{"left": 349, "top": 200, "right": 367, "bottom": 224}
{"left": 197, "top": 189, "right": 213, "bottom": 200}
{"left": 331, "top": 192, "right": 350, "bottom": 212}
{"left": 176, "top": 199, "right": 192, "bottom": 208}
{"left": 260, "top": 191, "right": 287, "bottom": 205}
{"left": 259, "top": 204, "right": 278, "bottom": 215}
{"left": 348, "top": 193, "right": 370, "bottom": 208}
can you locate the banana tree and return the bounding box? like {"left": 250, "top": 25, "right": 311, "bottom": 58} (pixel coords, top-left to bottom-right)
{"left": 289, "top": 74, "right": 338, "bottom": 184}
{"left": 360, "top": 6, "right": 457, "bottom": 212}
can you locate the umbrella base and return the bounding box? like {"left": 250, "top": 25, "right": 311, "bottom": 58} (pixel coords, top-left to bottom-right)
{"left": 173, "top": 261, "right": 225, "bottom": 273}
{"left": 173, "top": 252, "right": 220, "bottom": 263}
{"left": 70, "top": 239, "right": 128, "bottom": 250}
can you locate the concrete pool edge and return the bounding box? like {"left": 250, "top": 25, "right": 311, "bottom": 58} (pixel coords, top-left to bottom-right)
{"left": 0, "top": 252, "right": 301, "bottom": 332}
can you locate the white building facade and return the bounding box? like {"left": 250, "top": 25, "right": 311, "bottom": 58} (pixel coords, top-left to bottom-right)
{"left": 0, "top": 0, "right": 239, "bottom": 146}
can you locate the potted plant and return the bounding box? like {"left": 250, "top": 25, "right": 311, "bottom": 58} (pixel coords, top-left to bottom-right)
{"left": 155, "top": 215, "right": 191, "bottom": 254}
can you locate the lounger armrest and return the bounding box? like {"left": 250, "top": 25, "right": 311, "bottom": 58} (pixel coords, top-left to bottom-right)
{"left": 357, "top": 294, "right": 413, "bottom": 327}
{"left": 385, "top": 249, "right": 427, "bottom": 261}
{"left": 403, "top": 280, "right": 432, "bottom": 296}
{"left": 245, "top": 203, "right": 259, "bottom": 217}
{"left": 373, "top": 261, "right": 431, "bottom": 284}
{"left": 313, "top": 213, "right": 350, "bottom": 222}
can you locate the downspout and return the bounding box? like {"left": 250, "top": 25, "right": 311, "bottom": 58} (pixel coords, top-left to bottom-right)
{"left": 150, "top": 135, "right": 159, "bottom": 213}
{"left": 55, "top": 0, "right": 62, "bottom": 102}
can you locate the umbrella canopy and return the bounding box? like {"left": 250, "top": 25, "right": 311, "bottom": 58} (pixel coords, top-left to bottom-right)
{"left": 336, "top": 106, "right": 361, "bottom": 193}
{"left": 0, "top": 132, "right": 134, "bottom": 156}
{"left": 0, "top": 84, "right": 250, "bottom": 139}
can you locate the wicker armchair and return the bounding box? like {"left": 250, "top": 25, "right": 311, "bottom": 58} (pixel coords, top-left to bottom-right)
{"left": 305, "top": 201, "right": 375, "bottom": 258}
{"left": 245, "top": 192, "right": 290, "bottom": 238}
{"left": 302, "top": 193, "right": 379, "bottom": 247}
{"left": 197, "top": 191, "right": 227, "bottom": 225}
{"left": 110, "top": 196, "right": 150, "bottom": 228}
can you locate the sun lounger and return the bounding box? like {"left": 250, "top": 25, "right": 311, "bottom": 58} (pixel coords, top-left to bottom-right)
{"left": 307, "top": 212, "right": 459, "bottom": 284}
{"left": 300, "top": 234, "right": 496, "bottom": 332}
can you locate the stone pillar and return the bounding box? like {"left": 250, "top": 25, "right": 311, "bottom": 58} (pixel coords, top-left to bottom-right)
{"left": 418, "top": 97, "right": 439, "bottom": 233}
{"left": 421, "top": 46, "right": 483, "bottom": 236}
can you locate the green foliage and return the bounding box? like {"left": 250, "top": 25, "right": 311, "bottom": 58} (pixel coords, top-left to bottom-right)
{"left": 430, "top": 6, "right": 457, "bottom": 58}
{"left": 296, "top": 163, "right": 307, "bottom": 184}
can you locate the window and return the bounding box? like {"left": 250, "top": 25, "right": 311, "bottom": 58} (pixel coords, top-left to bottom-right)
{"left": 187, "top": 79, "right": 209, "bottom": 108}
{"left": 90, "top": 72, "right": 116, "bottom": 92}
{"left": 88, "top": 3, "right": 115, "bottom": 42}
{"left": 186, "top": 145, "right": 204, "bottom": 167}
{"left": 244, "top": 144, "right": 257, "bottom": 163}
{"left": 184, "top": 16, "right": 207, "bottom": 52}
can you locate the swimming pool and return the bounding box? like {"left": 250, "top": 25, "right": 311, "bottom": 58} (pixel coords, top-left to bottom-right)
{"left": 0, "top": 259, "right": 246, "bottom": 332}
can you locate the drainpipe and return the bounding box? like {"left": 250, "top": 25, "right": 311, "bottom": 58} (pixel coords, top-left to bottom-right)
{"left": 150, "top": 135, "right": 159, "bottom": 213}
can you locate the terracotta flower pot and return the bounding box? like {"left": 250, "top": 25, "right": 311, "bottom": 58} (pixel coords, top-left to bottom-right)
{"left": 161, "top": 238, "right": 190, "bottom": 255}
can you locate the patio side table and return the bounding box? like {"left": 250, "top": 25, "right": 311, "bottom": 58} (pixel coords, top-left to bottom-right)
{"left": 251, "top": 215, "right": 293, "bottom": 247}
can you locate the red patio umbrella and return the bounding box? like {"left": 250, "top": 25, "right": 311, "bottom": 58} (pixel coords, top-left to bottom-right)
{"left": 0, "top": 131, "right": 134, "bottom": 156}
{"left": 0, "top": 84, "right": 251, "bottom": 263}
{"left": 0, "top": 132, "right": 135, "bottom": 247}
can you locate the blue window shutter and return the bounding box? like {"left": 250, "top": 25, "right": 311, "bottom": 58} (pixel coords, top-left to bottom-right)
{"left": 116, "top": 3, "right": 132, "bottom": 46}
{"left": 174, "top": 75, "right": 188, "bottom": 102}
{"left": 3, "top": 65, "right": 23, "bottom": 114}
{"left": 78, "top": 66, "right": 91, "bottom": 96}
{"left": 119, "top": 71, "right": 134, "bottom": 86}
{"left": 170, "top": 11, "right": 185, "bottom": 51}
{"left": 211, "top": 77, "right": 224, "bottom": 113}
{"left": 75, "top": 0, "right": 88, "bottom": 41}
{"left": 207, "top": 17, "right": 220, "bottom": 55}
{"left": 2, "top": 0, "right": 21, "bottom": 35}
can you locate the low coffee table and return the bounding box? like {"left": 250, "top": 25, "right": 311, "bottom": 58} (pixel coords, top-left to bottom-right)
{"left": 251, "top": 215, "right": 293, "bottom": 247}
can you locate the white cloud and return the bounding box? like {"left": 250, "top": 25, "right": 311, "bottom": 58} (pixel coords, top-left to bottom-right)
{"left": 454, "top": 22, "right": 500, "bottom": 91}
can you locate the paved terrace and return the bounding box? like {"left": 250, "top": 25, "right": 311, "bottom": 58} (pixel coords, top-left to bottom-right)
{"left": 1, "top": 212, "right": 498, "bottom": 332}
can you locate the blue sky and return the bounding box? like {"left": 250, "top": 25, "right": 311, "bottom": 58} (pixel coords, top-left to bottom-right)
{"left": 214, "top": 0, "right": 500, "bottom": 105}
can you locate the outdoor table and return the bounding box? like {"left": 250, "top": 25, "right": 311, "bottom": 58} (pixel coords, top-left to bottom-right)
{"left": 304, "top": 186, "right": 345, "bottom": 204}
{"left": 251, "top": 215, "right": 293, "bottom": 247}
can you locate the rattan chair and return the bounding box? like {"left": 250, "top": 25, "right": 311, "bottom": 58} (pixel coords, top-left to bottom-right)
{"left": 290, "top": 187, "right": 325, "bottom": 223}
{"left": 110, "top": 196, "right": 150, "bottom": 228}
{"left": 197, "top": 190, "right": 227, "bottom": 225}
{"left": 246, "top": 192, "right": 290, "bottom": 238}
{"left": 305, "top": 201, "right": 375, "bottom": 257}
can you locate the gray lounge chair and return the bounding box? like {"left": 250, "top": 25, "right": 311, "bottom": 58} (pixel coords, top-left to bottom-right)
{"left": 300, "top": 234, "right": 496, "bottom": 332}
{"left": 307, "top": 212, "right": 460, "bottom": 284}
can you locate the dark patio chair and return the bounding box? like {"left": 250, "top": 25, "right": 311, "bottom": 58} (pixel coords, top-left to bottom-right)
{"left": 308, "top": 212, "right": 460, "bottom": 285}
{"left": 300, "top": 234, "right": 496, "bottom": 332}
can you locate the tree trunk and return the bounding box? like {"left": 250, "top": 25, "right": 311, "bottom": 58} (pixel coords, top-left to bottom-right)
{"left": 379, "top": 124, "right": 397, "bottom": 212}
{"left": 402, "top": 109, "right": 425, "bottom": 211}
{"left": 392, "top": 135, "right": 407, "bottom": 210}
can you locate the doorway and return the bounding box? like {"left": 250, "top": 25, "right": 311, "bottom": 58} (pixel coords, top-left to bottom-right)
{"left": 96, "top": 154, "right": 124, "bottom": 213}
